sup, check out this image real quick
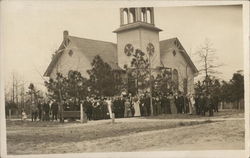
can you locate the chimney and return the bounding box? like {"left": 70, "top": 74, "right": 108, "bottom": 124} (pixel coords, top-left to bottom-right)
{"left": 63, "top": 30, "right": 69, "bottom": 40}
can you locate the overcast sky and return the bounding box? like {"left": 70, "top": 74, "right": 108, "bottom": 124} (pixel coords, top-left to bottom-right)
{"left": 1, "top": 1, "right": 243, "bottom": 91}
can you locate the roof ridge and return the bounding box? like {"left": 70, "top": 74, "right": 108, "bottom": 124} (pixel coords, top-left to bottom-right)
{"left": 160, "top": 37, "right": 177, "bottom": 42}
{"left": 68, "top": 35, "right": 117, "bottom": 45}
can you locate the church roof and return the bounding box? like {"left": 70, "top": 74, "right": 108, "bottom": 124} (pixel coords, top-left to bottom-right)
{"left": 113, "top": 22, "right": 162, "bottom": 33}
{"left": 43, "top": 36, "right": 121, "bottom": 77}
{"left": 160, "top": 37, "right": 198, "bottom": 74}
{"left": 68, "top": 36, "right": 121, "bottom": 70}
{"left": 44, "top": 35, "right": 198, "bottom": 77}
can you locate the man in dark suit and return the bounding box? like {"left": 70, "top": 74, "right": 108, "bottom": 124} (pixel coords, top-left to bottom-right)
{"left": 43, "top": 101, "right": 50, "bottom": 121}
{"left": 51, "top": 100, "right": 59, "bottom": 121}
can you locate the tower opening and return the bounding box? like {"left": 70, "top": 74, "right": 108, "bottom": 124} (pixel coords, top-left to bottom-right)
{"left": 123, "top": 9, "right": 128, "bottom": 24}
{"left": 146, "top": 9, "right": 151, "bottom": 23}
{"left": 129, "top": 8, "right": 136, "bottom": 23}
{"left": 141, "top": 8, "right": 147, "bottom": 22}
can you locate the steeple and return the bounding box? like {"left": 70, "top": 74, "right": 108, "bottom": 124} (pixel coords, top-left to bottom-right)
{"left": 114, "top": 7, "right": 162, "bottom": 69}
{"left": 120, "top": 7, "right": 155, "bottom": 26}
{"left": 114, "top": 7, "right": 162, "bottom": 33}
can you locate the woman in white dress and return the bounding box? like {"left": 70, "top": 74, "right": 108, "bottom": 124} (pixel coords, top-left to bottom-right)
{"left": 133, "top": 97, "right": 141, "bottom": 117}
{"left": 106, "top": 97, "right": 113, "bottom": 119}
{"left": 188, "top": 94, "right": 195, "bottom": 115}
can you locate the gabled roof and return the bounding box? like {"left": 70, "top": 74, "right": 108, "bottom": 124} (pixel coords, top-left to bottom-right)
{"left": 43, "top": 50, "right": 64, "bottom": 77}
{"left": 44, "top": 34, "right": 198, "bottom": 77}
{"left": 68, "top": 36, "right": 120, "bottom": 70}
{"left": 160, "top": 37, "right": 198, "bottom": 74}
{"left": 43, "top": 36, "right": 121, "bottom": 77}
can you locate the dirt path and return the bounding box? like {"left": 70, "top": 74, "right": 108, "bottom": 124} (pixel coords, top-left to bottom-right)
{"left": 7, "top": 119, "right": 244, "bottom": 154}
{"left": 32, "top": 120, "right": 243, "bottom": 153}
{"left": 6, "top": 110, "right": 244, "bottom": 155}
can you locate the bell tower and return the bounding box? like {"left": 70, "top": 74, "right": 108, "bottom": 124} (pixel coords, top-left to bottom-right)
{"left": 114, "top": 7, "right": 162, "bottom": 69}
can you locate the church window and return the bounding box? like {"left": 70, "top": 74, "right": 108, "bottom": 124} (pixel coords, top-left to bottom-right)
{"left": 147, "top": 43, "right": 155, "bottom": 56}
{"left": 124, "top": 44, "right": 134, "bottom": 56}
{"left": 68, "top": 50, "right": 73, "bottom": 57}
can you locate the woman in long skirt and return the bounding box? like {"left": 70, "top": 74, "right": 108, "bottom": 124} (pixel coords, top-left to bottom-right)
{"left": 189, "top": 94, "right": 195, "bottom": 115}
{"left": 133, "top": 97, "right": 141, "bottom": 117}
{"left": 169, "top": 93, "right": 177, "bottom": 114}
{"left": 106, "top": 97, "right": 113, "bottom": 119}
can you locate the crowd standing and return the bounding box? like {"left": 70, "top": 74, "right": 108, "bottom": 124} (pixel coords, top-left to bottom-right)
{"left": 24, "top": 99, "right": 59, "bottom": 122}
{"left": 24, "top": 91, "right": 219, "bottom": 122}
{"left": 82, "top": 91, "right": 220, "bottom": 120}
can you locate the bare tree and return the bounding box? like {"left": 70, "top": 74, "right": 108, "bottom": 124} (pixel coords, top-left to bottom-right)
{"left": 196, "top": 38, "right": 221, "bottom": 79}
{"left": 196, "top": 38, "right": 222, "bottom": 93}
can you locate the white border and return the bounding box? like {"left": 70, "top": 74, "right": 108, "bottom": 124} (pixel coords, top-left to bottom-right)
{"left": 0, "top": 0, "right": 7, "bottom": 157}
{"left": 244, "top": 1, "right": 250, "bottom": 158}
{"left": 0, "top": 1, "right": 249, "bottom": 158}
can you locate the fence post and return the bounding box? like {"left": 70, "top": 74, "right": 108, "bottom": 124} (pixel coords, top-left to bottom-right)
{"left": 112, "top": 113, "right": 115, "bottom": 124}
{"left": 80, "top": 103, "right": 83, "bottom": 123}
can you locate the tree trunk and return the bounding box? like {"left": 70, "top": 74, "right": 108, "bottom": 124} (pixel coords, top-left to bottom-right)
{"left": 59, "top": 89, "right": 64, "bottom": 123}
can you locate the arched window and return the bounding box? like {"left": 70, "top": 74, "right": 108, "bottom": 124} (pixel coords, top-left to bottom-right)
{"left": 172, "top": 69, "right": 179, "bottom": 92}
{"left": 129, "top": 8, "right": 136, "bottom": 23}
{"left": 129, "top": 12, "right": 134, "bottom": 23}
{"left": 141, "top": 8, "right": 146, "bottom": 22}
{"left": 146, "top": 9, "right": 151, "bottom": 23}
{"left": 123, "top": 9, "right": 128, "bottom": 24}
{"left": 141, "top": 11, "right": 144, "bottom": 22}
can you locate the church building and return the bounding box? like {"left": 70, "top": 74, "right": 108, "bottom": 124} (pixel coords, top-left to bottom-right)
{"left": 44, "top": 7, "right": 198, "bottom": 95}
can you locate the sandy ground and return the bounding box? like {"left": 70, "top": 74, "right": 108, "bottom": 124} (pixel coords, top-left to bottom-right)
{"left": 6, "top": 110, "right": 244, "bottom": 155}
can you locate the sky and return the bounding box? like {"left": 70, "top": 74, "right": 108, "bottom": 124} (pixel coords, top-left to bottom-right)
{"left": 1, "top": 1, "right": 243, "bottom": 92}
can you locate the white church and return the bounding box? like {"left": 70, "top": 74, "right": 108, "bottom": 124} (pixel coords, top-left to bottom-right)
{"left": 44, "top": 7, "right": 198, "bottom": 95}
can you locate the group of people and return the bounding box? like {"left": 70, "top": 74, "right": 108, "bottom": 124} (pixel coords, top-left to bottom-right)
{"left": 24, "top": 91, "right": 219, "bottom": 122}
{"left": 83, "top": 91, "right": 219, "bottom": 121}
{"left": 26, "top": 100, "right": 59, "bottom": 122}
